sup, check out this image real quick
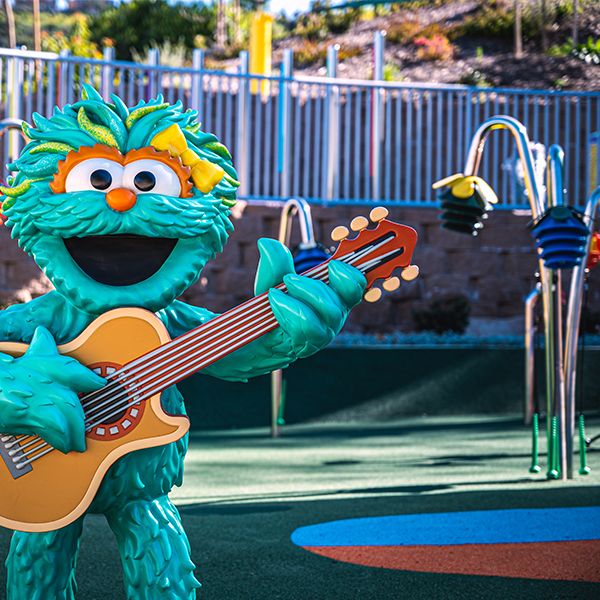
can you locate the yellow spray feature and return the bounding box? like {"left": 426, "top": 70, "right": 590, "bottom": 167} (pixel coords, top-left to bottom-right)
{"left": 250, "top": 11, "right": 274, "bottom": 96}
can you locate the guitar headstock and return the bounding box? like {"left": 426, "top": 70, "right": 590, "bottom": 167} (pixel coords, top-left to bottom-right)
{"left": 330, "top": 207, "right": 419, "bottom": 302}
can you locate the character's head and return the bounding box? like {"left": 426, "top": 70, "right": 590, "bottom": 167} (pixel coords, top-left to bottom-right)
{"left": 1, "top": 85, "right": 239, "bottom": 314}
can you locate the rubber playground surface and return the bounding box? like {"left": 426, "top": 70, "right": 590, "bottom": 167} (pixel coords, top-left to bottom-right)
{"left": 1, "top": 415, "right": 599, "bottom": 599}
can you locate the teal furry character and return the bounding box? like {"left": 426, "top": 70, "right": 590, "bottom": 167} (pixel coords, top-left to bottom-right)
{"left": 0, "top": 85, "right": 366, "bottom": 599}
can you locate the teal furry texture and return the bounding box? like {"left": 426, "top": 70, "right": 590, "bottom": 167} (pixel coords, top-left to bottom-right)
{"left": 1, "top": 88, "right": 367, "bottom": 600}
{"left": 107, "top": 497, "right": 201, "bottom": 599}
{"left": 1, "top": 84, "right": 236, "bottom": 314}
{"left": 6, "top": 517, "right": 84, "bottom": 600}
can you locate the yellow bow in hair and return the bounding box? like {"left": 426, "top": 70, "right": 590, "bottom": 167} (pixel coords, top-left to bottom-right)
{"left": 151, "top": 124, "right": 225, "bottom": 194}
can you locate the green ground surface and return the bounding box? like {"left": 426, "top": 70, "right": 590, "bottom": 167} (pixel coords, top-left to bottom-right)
{"left": 179, "top": 348, "right": 600, "bottom": 429}
{"left": 1, "top": 416, "right": 600, "bottom": 599}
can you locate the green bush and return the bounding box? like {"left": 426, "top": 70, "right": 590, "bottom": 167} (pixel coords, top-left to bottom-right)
{"left": 413, "top": 294, "right": 471, "bottom": 334}
{"left": 89, "top": 0, "right": 215, "bottom": 60}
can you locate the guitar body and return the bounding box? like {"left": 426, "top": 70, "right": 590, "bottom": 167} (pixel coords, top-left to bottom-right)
{"left": 0, "top": 308, "right": 190, "bottom": 533}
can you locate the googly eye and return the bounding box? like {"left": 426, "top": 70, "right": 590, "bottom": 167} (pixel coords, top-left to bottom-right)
{"left": 64, "top": 158, "right": 123, "bottom": 193}
{"left": 133, "top": 171, "right": 156, "bottom": 192}
{"left": 123, "top": 159, "right": 181, "bottom": 196}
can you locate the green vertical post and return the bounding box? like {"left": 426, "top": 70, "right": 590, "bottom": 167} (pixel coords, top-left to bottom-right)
{"left": 578, "top": 414, "right": 591, "bottom": 475}
{"left": 547, "top": 415, "right": 560, "bottom": 479}
{"left": 529, "top": 413, "right": 541, "bottom": 473}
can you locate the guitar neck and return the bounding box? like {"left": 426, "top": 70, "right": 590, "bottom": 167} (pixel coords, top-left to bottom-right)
{"left": 120, "top": 259, "right": 332, "bottom": 400}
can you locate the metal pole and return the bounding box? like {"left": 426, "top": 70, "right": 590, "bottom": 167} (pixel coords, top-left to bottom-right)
{"left": 564, "top": 186, "right": 600, "bottom": 469}
{"left": 372, "top": 31, "right": 385, "bottom": 200}
{"left": 191, "top": 49, "right": 205, "bottom": 115}
{"left": 271, "top": 198, "right": 316, "bottom": 438}
{"left": 524, "top": 286, "right": 541, "bottom": 425}
{"left": 102, "top": 46, "right": 114, "bottom": 100}
{"left": 546, "top": 144, "right": 567, "bottom": 479}
{"left": 280, "top": 49, "right": 294, "bottom": 198}
{"left": 236, "top": 51, "right": 250, "bottom": 197}
{"left": 325, "top": 44, "right": 339, "bottom": 200}
{"left": 147, "top": 48, "right": 160, "bottom": 99}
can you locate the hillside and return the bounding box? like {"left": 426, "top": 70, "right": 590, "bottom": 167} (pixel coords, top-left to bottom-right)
{"left": 266, "top": 0, "right": 600, "bottom": 90}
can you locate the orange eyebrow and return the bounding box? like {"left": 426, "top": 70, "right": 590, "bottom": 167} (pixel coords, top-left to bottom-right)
{"left": 50, "top": 144, "right": 193, "bottom": 197}
{"left": 125, "top": 147, "right": 193, "bottom": 197}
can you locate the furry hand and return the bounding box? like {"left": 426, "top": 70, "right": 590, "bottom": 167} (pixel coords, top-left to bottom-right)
{"left": 255, "top": 238, "right": 366, "bottom": 359}
{"left": 0, "top": 326, "right": 105, "bottom": 453}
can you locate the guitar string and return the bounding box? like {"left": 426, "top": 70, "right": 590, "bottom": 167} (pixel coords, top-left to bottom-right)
{"left": 12, "top": 244, "right": 399, "bottom": 467}
{"left": 6, "top": 235, "right": 388, "bottom": 450}
{"left": 6, "top": 266, "right": 332, "bottom": 456}
{"left": 75, "top": 240, "right": 394, "bottom": 428}
{"left": 10, "top": 240, "right": 398, "bottom": 467}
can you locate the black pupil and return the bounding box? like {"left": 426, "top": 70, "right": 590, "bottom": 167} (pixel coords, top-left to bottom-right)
{"left": 90, "top": 169, "right": 112, "bottom": 190}
{"left": 134, "top": 171, "right": 156, "bottom": 192}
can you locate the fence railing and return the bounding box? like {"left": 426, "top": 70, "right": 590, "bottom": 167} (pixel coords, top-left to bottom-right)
{"left": 0, "top": 43, "right": 598, "bottom": 208}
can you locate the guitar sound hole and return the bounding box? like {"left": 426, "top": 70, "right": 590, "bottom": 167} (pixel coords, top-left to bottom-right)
{"left": 84, "top": 361, "right": 146, "bottom": 441}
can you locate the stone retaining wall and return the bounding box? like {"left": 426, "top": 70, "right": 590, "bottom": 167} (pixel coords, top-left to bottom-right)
{"left": 1, "top": 205, "right": 598, "bottom": 335}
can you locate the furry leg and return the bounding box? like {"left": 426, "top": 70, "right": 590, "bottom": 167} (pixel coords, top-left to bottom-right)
{"left": 6, "top": 517, "right": 84, "bottom": 600}
{"left": 106, "top": 496, "right": 201, "bottom": 600}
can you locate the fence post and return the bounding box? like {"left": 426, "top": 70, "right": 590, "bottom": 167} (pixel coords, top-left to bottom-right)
{"left": 147, "top": 48, "right": 160, "bottom": 99}
{"left": 236, "top": 51, "right": 250, "bottom": 197}
{"left": 191, "top": 49, "right": 205, "bottom": 120}
{"left": 325, "top": 44, "right": 339, "bottom": 200}
{"left": 279, "top": 49, "right": 293, "bottom": 198}
{"left": 7, "top": 51, "right": 24, "bottom": 162}
{"left": 372, "top": 30, "right": 385, "bottom": 200}
{"left": 102, "top": 46, "right": 114, "bottom": 99}
{"left": 58, "top": 49, "right": 70, "bottom": 106}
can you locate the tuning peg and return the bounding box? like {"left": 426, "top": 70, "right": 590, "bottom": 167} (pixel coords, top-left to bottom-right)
{"left": 401, "top": 265, "right": 419, "bottom": 281}
{"left": 331, "top": 225, "right": 350, "bottom": 242}
{"left": 383, "top": 276, "right": 400, "bottom": 292}
{"left": 364, "top": 288, "right": 382, "bottom": 303}
{"left": 350, "top": 216, "right": 369, "bottom": 231}
{"left": 369, "top": 206, "right": 389, "bottom": 223}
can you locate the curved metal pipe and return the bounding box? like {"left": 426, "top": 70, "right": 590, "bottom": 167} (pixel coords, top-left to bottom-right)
{"left": 524, "top": 286, "right": 541, "bottom": 425}
{"left": 464, "top": 115, "right": 545, "bottom": 217}
{"left": 272, "top": 197, "right": 318, "bottom": 438}
{"left": 462, "top": 115, "right": 564, "bottom": 477}
{"left": 277, "top": 197, "right": 316, "bottom": 248}
{"left": 546, "top": 146, "right": 567, "bottom": 479}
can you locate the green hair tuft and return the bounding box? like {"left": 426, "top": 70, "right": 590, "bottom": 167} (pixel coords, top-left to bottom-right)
{"left": 77, "top": 107, "right": 119, "bottom": 148}
{"left": 125, "top": 102, "right": 170, "bottom": 129}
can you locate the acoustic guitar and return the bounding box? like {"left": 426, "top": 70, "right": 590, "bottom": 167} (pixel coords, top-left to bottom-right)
{"left": 0, "top": 210, "right": 418, "bottom": 532}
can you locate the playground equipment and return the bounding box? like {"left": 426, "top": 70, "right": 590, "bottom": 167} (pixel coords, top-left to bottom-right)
{"left": 271, "top": 198, "right": 330, "bottom": 437}
{"left": 434, "top": 115, "right": 598, "bottom": 480}
{"left": 249, "top": 11, "right": 274, "bottom": 95}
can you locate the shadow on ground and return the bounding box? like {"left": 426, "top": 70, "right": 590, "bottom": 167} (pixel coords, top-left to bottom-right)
{"left": 2, "top": 486, "right": 600, "bottom": 600}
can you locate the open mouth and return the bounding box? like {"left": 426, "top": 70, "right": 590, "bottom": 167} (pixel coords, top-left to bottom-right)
{"left": 63, "top": 235, "right": 177, "bottom": 286}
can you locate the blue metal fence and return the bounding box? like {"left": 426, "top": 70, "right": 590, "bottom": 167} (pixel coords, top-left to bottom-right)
{"left": 0, "top": 45, "right": 598, "bottom": 208}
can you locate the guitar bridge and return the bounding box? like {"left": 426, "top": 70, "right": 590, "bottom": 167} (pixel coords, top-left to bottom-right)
{"left": 0, "top": 435, "right": 33, "bottom": 479}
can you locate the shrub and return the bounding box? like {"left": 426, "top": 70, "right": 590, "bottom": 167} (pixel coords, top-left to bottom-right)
{"left": 459, "top": 68, "right": 492, "bottom": 87}
{"left": 413, "top": 294, "right": 471, "bottom": 334}
{"left": 383, "top": 62, "right": 402, "bottom": 81}
{"left": 294, "top": 40, "right": 327, "bottom": 67}
{"left": 549, "top": 36, "right": 600, "bottom": 64}
{"left": 294, "top": 12, "right": 328, "bottom": 42}
{"left": 325, "top": 9, "right": 357, "bottom": 35}
{"left": 41, "top": 13, "right": 101, "bottom": 58}
{"left": 337, "top": 43, "right": 362, "bottom": 61}
{"left": 414, "top": 34, "right": 455, "bottom": 61}
{"left": 386, "top": 19, "right": 423, "bottom": 45}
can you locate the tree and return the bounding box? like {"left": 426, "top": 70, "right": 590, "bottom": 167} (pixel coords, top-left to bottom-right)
{"left": 3, "top": 0, "right": 15, "bottom": 48}
{"left": 33, "top": 0, "right": 41, "bottom": 52}
{"left": 89, "top": 0, "right": 216, "bottom": 60}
